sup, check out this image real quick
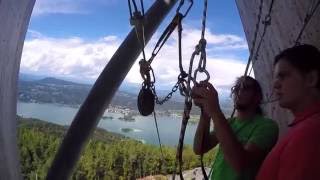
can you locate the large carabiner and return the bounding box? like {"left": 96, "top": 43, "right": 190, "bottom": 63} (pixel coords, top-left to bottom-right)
{"left": 193, "top": 38, "right": 210, "bottom": 84}
{"left": 176, "top": 0, "right": 193, "bottom": 18}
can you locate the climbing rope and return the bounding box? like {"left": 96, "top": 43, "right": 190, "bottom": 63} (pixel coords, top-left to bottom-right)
{"left": 172, "top": 0, "right": 209, "bottom": 179}
{"left": 128, "top": 0, "right": 147, "bottom": 61}
{"left": 247, "top": 0, "right": 275, "bottom": 77}
{"left": 129, "top": 0, "right": 194, "bottom": 176}
{"left": 258, "top": 0, "right": 320, "bottom": 105}
{"left": 152, "top": 111, "right": 165, "bottom": 164}
{"left": 244, "top": 0, "right": 264, "bottom": 76}
{"left": 136, "top": 0, "right": 193, "bottom": 110}
{"left": 235, "top": 0, "right": 276, "bottom": 111}
{"left": 295, "top": 0, "right": 320, "bottom": 45}
{"left": 128, "top": 0, "right": 167, "bottom": 172}
{"left": 251, "top": 0, "right": 320, "bottom": 105}
{"left": 229, "top": 0, "right": 266, "bottom": 118}
{"left": 148, "top": 0, "right": 192, "bottom": 105}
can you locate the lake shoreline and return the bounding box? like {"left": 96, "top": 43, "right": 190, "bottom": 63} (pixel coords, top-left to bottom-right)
{"left": 17, "top": 102, "right": 198, "bottom": 146}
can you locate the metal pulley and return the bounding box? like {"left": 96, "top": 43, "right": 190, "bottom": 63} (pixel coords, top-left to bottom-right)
{"left": 138, "top": 59, "right": 155, "bottom": 116}
{"left": 137, "top": 85, "right": 155, "bottom": 116}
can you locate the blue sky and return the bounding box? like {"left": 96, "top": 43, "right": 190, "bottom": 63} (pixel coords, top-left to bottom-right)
{"left": 21, "top": 0, "right": 250, "bottom": 91}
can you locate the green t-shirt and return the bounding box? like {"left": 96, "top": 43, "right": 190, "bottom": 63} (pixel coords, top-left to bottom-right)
{"left": 211, "top": 115, "right": 278, "bottom": 180}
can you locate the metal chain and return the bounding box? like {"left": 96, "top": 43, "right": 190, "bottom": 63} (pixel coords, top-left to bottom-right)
{"left": 151, "top": 81, "right": 180, "bottom": 105}
{"left": 172, "top": 24, "right": 199, "bottom": 180}
{"left": 141, "top": 0, "right": 193, "bottom": 105}
{"left": 172, "top": 0, "right": 209, "bottom": 179}
{"left": 128, "top": 2, "right": 167, "bottom": 175}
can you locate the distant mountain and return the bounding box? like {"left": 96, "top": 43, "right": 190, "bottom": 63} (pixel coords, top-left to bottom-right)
{"left": 19, "top": 73, "right": 45, "bottom": 81}
{"left": 17, "top": 77, "right": 187, "bottom": 111}
{"left": 18, "top": 76, "right": 234, "bottom": 115}
{"left": 36, "top": 77, "right": 84, "bottom": 86}
{"left": 18, "top": 78, "right": 91, "bottom": 105}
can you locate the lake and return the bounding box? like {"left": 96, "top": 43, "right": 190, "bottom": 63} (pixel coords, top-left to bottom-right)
{"left": 17, "top": 102, "right": 199, "bottom": 146}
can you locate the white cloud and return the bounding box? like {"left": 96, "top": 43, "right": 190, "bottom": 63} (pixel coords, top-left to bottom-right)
{"left": 178, "top": 26, "right": 248, "bottom": 51}
{"left": 32, "top": 0, "right": 118, "bottom": 15}
{"left": 125, "top": 27, "right": 248, "bottom": 89}
{"left": 21, "top": 27, "right": 248, "bottom": 91}
{"left": 32, "top": 0, "right": 85, "bottom": 15}
{"left": 21, "top": 32, "right": 121, "bottom": 81}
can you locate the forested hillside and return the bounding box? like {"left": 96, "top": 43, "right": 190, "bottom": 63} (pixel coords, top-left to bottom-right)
{"left": 18, "top": 117, "right": 216, "bottom": 179}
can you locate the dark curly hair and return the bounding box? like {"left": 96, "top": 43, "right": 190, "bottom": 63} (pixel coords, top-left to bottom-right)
{"left": 231, "top": 76, "right": 263, "bottom": 115}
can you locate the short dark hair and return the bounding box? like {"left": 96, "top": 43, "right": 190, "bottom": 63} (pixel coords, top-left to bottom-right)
{"left": 231, "top": 76, "right": 263, "bottom": 115}
{"left": 274, "top": 44, "right": 320, "bottom": 89}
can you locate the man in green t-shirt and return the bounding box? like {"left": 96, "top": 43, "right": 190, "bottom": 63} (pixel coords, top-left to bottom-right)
{"left": 192, "top": 76, "right": 278, "bottom": 180}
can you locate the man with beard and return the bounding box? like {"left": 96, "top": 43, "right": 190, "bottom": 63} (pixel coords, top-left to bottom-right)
{"left": 257, "top": 44, "right": 320, "bottom": 180}
{"left": 193, "top": 76, "right": 278, "bottom": 180}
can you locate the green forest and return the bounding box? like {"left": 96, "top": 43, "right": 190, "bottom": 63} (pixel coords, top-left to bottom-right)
{"left": 18, "top": 117, "right": 216, "bottom": 179}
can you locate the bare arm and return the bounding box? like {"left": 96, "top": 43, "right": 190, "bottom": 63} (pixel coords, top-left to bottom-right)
{"left": 193, "top": 111, "right": 218, "bottom": 155}
{"left": 192, "top": 82, "right": 268, "bottom": 174}
{"left": 210, "top": 107, "right": 267, "bottom": 174}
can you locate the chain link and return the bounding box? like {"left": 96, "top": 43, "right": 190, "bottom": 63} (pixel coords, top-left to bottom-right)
{"left": 137, "top": 0, "right": 194, "bottom": 106}
{"left": 151, "top": 81, "right": 180, "bottom": 105}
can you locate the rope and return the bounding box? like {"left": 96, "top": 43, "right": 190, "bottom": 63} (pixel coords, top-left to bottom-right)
{"left": 148, "top": 13, "right": 183, "bottom": 64}
{"left": 247, "top": 0, "right": 276, "bottom": 76}
{"left": 250, "top": 0, "right": 275, "bottom": 69}
{"left": 128, "top": 0, "right": 147, "bottom": 61}
{"left": 244, "top": 0, "right": 264, "bottom": 76}
{"left": 201, "top": 0, "right": 208, "bottom": 40}
{"left": 252, "top": 0, "right": 320, "bottom": 105}
{"left": 235, "top": 0, "right": 275, "bottom": 113}
{"left": 129, "top": 1, "right": 194, "bottom": 179}
{"left": 153, "top": 111, "right": 165, "bottom": 167}
{"left": 172, "top": 0, "right": 209, "bottom": 179}
{"left": 143, "top": 0, "right": 193, "bottom": 105}
{"left": 198, "top": 0, "right": 209, "bottom": 178}
{"left": 295, "top": 0, "right": 320, "bottom": 45}
{"left": 256, "top": 0, "right": 320, "bottom": 105}
{"left": 172, "top": 28, "right": 207, "bottom": 180}
{"left": 149, "top": 14, "right": 187, "bottom": 105}
{"left": 140, "top": 0, "right": 145, "bottom": 16}
{"left": 128, "top": 1, "right": 166, "bottom": 175}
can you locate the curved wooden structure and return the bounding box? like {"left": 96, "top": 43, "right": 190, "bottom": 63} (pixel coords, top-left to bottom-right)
{"left": 0, "top": 0, "right": 35, "bottom": 179}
